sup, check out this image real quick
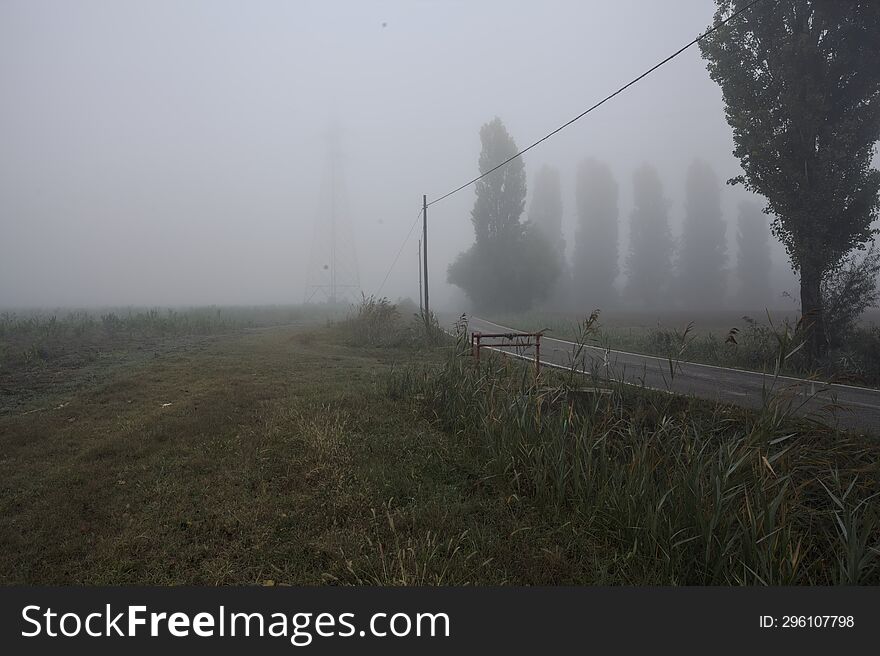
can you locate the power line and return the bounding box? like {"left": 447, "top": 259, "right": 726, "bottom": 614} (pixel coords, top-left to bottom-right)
{"left": 376, "top": 208, "right": 423, "bottom": 297}
{"left": 374, "top": 0, "right": 767, "bottom": 297}
{"left": 425, "top": 0, "right": 768, "bottom": 208}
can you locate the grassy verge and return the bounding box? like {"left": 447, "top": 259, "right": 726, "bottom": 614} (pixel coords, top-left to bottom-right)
{"left": 2, "top": 305, "right": 876, "bottom": 584}
{"left": 388, "top": 336, "right": 880, "bottom": 584}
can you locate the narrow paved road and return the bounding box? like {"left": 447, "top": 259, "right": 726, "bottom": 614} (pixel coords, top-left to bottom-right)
{"left": 467, "top": 316, "right": 880, "bottom": 434}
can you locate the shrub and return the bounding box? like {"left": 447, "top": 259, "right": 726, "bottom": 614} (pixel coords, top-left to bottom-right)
{"left": 340, "top": 295, "right": 447, "bottom": 348}
{"left": 822, "top": 245, "right": 880, "bottom": 347}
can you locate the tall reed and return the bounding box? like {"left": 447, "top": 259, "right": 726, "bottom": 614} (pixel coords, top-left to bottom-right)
{"left": 386, "top": 331, "right": 879, "bottom": 584}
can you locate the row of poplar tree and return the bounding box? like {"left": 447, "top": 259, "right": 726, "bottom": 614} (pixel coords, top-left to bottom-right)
{"left": 448, "top": 117, "right": 773, "bottom": 313}
{"left": 450, "top": 2, "right": 879, "bottom": 361}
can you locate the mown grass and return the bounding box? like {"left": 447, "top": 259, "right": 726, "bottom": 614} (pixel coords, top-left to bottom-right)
{"left": 0, "top": 318, "right": 468, "bottom": 584}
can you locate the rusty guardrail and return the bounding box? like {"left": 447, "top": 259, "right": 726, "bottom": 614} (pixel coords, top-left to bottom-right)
{"left": 470, "top": 330, "right": 543, "bottom": 379}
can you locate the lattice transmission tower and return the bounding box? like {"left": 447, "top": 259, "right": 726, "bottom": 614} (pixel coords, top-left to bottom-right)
{"left": 304, "top": 124, "right": 361, "bottom": 305}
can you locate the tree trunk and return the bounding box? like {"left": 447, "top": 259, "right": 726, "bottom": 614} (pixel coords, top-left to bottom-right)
{"left": 799, "top": 261, "right": 828, "bottom": 364}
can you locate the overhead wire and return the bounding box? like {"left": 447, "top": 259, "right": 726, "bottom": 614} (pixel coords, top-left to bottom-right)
{"left": 375, "top": 0, "right": 768, "bottom": 295}
{"left": 376, "top": 208, "right": 424, "bottom": 297}
{"left": 425, "top": 0, "right": 767, "bottom": 208}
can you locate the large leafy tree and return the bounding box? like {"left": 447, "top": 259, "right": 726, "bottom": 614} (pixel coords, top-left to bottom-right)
{"left": 700, "top": 0, "right": 880, "bottom": 360}
{"left": 678, "top": 159, "right": 728, "bottom": 308}
{"left": 448, "top": 118, "right": 560, "bottom": 311}
{"left": 573, "top": 158, "right": 619, "bottom": 308}
{"left": 627, "top": 164, "right": 674, "bottom": 308}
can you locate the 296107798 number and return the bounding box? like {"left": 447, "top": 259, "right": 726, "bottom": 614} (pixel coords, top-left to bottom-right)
{"left": 759, "top": 615, "right": 855, "bottom": 628}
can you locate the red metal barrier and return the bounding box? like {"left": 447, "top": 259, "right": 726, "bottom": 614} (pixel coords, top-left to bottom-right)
{"left": 470, "top": 331, "right": 543, "bottom": 379}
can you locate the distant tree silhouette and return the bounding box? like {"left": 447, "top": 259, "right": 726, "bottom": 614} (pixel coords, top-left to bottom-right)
{"left": 528, "top": 165, "right": 565, "bottom": 259}
{"left": 735, "top": 200, "right": 772, "bottom": 309}
{"left": 448, "top": 117, "right": 560, "bottom": 311}
{"left": 626, "top": 164, "right": 674, "bottom": 308}
{"left": 573, "top": 158, "right": 618, "bottom": 309}
{"left": 678, "top": 159, "right": 727, "bottom": 308}
{"left": 528, "top": 164, "right": 568, "bottom": 306}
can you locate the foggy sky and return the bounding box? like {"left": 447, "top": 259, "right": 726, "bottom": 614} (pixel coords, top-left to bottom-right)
{"left": 0, "top": 0, "right": 800, "bottom": 309}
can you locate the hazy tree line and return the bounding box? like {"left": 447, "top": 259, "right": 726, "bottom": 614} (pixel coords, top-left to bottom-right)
{"left": 449, "top": 118, "right": 774, "bottom": 313}
{"left": 450, "top": 1, "right": 879, "bottom": 365}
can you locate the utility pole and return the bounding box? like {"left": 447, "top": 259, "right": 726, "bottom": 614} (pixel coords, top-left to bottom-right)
{"left": 422, "top": 194, "right": 429, "bottom": 319}
{"left": 418, "top": 239, "right": 423, "bottom": 314}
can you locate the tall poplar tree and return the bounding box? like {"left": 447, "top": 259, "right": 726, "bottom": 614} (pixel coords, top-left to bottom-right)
{"left": 678, "top": 159, "right": 727, "bottom": 308}
{"left": 573, "top": 158, "right": 619, "bottom": 308}
{"left": 700, "top": 0, "right": 880, "bottom": 359}
{"left": 627, "top": 164, "right": 674, "bottom": 308}
{"left": 448, "top": 118, "right": 560, "bottom": 311}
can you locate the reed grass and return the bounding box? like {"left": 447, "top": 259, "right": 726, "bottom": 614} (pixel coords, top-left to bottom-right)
{"left": 386, "top": 329, "right": 880, "bottom": 584}
{"left": 487, "top": 310, "right": 880, "bottom": 385}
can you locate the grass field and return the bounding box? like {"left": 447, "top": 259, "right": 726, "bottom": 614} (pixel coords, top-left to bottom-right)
{"left": 1, "top": 306, "right": 877, "bottom": 585}
{"left": 0, "top": 313, "right": 456, "bottom": 584}
{"left": 1, "top": 310, "right": 545, "bottom": 584}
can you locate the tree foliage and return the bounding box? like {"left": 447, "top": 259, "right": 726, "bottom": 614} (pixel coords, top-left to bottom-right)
{"left": 700, "top": 0, "right": 880, "bottom": 358}
{"left": 573, "top": 158, "right": 619, "bottom": 308}
{"left": 471, "top": 117, "right": 526, "bottom": 248}
{"left": 448, "top": 229, "right": 561, "bottom": 311}
{"left": 678, "top": 159, "right": 727, "bottom": 308}
{"left": 448, "top": 118, "right": 560, "bottom": 311}
{"left": 627, "top": 164, "right": 674, "bottom": 308}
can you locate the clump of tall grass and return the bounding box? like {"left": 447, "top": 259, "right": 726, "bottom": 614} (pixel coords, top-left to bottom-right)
{"left": 331, "top": 500, "right": 483, "bottom": 585}
{"left": 620, "top": 314, "right": 806, "bottom": 377}
{"left": 341, "top": 295, "right": 400, "bottom": 346}
{"left": 386, "top": 332, "right": 880, "bottom": 584}
{"left": 340, "top": 295, "right": 446, "bottom": 348}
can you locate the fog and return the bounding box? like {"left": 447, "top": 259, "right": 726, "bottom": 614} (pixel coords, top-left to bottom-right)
{"left": 0, "top": 0, "right": 801, "bottom": 311}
